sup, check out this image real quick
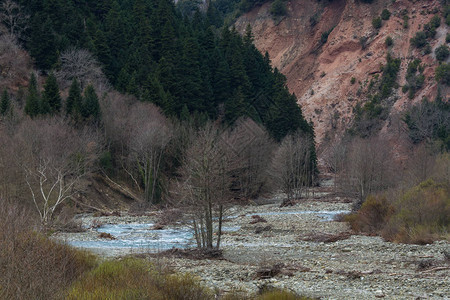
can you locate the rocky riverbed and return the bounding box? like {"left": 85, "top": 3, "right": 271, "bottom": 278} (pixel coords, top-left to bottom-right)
{"left": 54, "top": 197, "right": 450, "bottom": 299}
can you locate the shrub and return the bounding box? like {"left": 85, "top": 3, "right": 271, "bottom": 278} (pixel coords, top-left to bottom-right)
{"left": 403, "top": 96, "right": 450, "bottom": 147}
{"left": 405, "top": 59, "right": 425, "bottom": 98}
{"left": 270, "top": 0, "right": 287, "bottom": 18}
{"left": 372, "top": 17, "right": 382, "bottom": 29}
{"left": 446, "top": 33, "right": 450, "bottom": 43}
{"left": 423, "top": 23, "right": 436, "bottom": 39}
{"left": 0, "top": 198, "right": 96, "bottom": 300}
{"left": 435, "top": 63, "right": 450, "bottom": 85}
{"left": 359, "top": 36, "right": 368, "bottom": 49}
{"left": 381, "top": 9, "right": 391, "bottom": 20}
{"left": 350, "top": 77, "right": 356, "bottom": 84}
{"left": 68, "top": 258, "right": 212, "bottom": 300}
{"left": 382, "top": 179, "right": 450, "bottom": 244}
{"left": 435, "top": 44, "right": 450, "bottom": 62}
{"left": 320, "top": 27, "right": 334, "bottom": 45}
{"left": 403, "top": 15, "right": 409, "bottom": 28}
{"left": 385, "top": 36, "right": 393, "bottom": 47}
{"left": 309, "top": 13, "right": 320, "bottom": 27}
{"left": 348, "top": 195, "right": 394, "bottom": 234}
{"left": 445, "top": 5, "right": 450, "bottom": 26}
{"left": 429, "top": 15, "right": 441, "bottom": 28}
{"left": 410, "top": 31, "right": 428, "bottom": 48}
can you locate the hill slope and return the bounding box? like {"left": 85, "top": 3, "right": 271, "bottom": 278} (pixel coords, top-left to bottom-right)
{"left": 235, "top": 0, "right": 449, "bottom": 145}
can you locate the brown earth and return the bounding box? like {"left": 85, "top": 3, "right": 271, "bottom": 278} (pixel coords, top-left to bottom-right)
{"left": 235, "top": 0, "right": 449, "bottom": 147}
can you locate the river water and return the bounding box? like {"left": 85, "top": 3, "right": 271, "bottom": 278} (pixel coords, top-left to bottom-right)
{"left": 67, "top": 210, "right": 349, "bottom": 251}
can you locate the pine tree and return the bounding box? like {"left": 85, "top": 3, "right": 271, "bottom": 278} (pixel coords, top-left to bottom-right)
{"left": 66, "top": 78, "right": 82, "bottom": 118}
{"left": 81, "top": 85, "right": 101, "bottom": 122}
{"left": 25, "top": 73, "right": 41, "bottom": 117}
{"left": 42, "top": 73, "right": 61, "bottom": 115}
{"left": 0, "top": 89, "right": 10, "bottom": 115}
{"left": 28, "top": 16, "right": 58, "bottom": 70}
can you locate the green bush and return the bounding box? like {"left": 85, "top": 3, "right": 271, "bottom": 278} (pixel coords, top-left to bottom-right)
{"left": 385, "top": 36, "right": 393, "bottom": 47}
{"left": 348, "top": 177, "right": 450, "bottom": 244}
{"left": 68, "top": 258, "right": 213, "bottom": 300}
{"left": 270, "top": 0, "right": 287, "bottom": 17}
{"left": 446, "top": 33, "right": 450, "bottom": 43}
{"left": 444, "top": 5, "right": 450, "bottom": 26}
{"left": 347, "top": 195, "right": 394, "bottom": 234}
{"left": 429, "top": 15, "right": 441, "bottom": 28}
{"left": 382, "top": 179, "right": 450, "bottom": 244}
{"left": 405, "top": 59, "right": 425, "bottom": 98}
{"left": 403, "top": 15, "right": 409, "bottom": 28}
{"left": 410, "top": 31, "right": 428, "bottom": 48}
{"left": 350, "top": 77, "right": 356, "bottom": 84}
{"left": 320, "top": 27, "right": 334, "bottom": 45}
{"left": 435, "top": 63, "right": 450, "bottom": 85}
{"left": 435, "top": 44, "right": 450, "bottom": 62}
{"left": 381, "top": 9, "right": 391, "bottom": 20}
{"left": 372, "top": 17, "right": 382, "bottom": 29}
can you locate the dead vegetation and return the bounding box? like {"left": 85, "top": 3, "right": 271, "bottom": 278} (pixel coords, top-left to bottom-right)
{"left": 256, "top": 263, "right": 310, "bottom": 279}
{"left": 298, "top": 232, "right": 352, "bottom": 243}
{"left": 249, "top": 215, "right": 268, "bottom": 224}
{"left": 152, "top": 248, "right": 224, "bottom": 260}
{"left": 98, "top": 232, "right": 116, "bottom": 240}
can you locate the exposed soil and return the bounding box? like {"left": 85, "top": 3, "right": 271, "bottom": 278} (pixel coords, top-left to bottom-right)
{"left": 235, "top": 0, "right": 448, "bottom": 147}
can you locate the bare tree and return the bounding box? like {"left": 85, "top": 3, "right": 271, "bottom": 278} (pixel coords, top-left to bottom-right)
{"left": 175, "top": 122, "right": 232, "bottom": 249}
{"left": 322, "top": 138, "right": 349, "bottom": 190}
{"left": 0, "top": 0, "right": 29, "bottom": 39}
{"left": 55, "top": 48, "right": 110, "bottom": 93}
{"left": 0, "top": 34, "right": 31, "bottom": 90}
{"left": 12, "top": 118, "right": 101, "bottom": 225}
{"left": 101, "top": 94, "right": 172, "bottom": 204}
{"left": 221, "top": 117, "right": 275, "bottom": 200}
{"left": 126, "top": 102, "right": 172, "bottom": 204}
{"left": 336, "top": 137, "right": 395, "bottom": 209}
{"left": 271, "top": 131, "right": 316, "bottom": 206}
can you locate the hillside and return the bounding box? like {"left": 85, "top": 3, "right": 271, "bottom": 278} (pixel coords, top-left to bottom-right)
{"left": 235, "top": 0, "right": 449, "bottom": 147}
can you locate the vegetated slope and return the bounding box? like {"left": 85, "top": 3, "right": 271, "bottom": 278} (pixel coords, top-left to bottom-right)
{"left": 235, "top": 0, "right": 448, "bottom": 146}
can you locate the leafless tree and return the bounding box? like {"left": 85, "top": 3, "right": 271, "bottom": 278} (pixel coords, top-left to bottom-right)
{"left": 221, "top": 117, "right": 275, "bottom": 200}
{"left": 55, "top": 48, "right": 110, "bottom": 93}
{"left": 12, "top": 118, "right": 102, "bottom": 225}
{"left": 336, "top": 137, "right": 395, "bottom": 209}
{"left": 0, "top": 0, "right": 29, "bottom": 39}
{"left": 126, "top": 102, "right": 172, "bottom": 204}
{"left": 322, "top": 138, "right": 349, "bottom": 190}
{"left": 174, "top": 122, "right": 232, "bottom": 249}
{"left": 271, "top": 131, "right": 315, "bottom": 206}
{"left": 404, "top": 98, "right": 450, "bottom": 145}
{"left": 101, "top": 94, "right": 172, "bottom": 204}
{"left": 0, "top": 34, "right": 31, "bottom": 90}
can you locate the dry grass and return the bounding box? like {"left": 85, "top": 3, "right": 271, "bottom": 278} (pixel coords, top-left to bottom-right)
{"left": 347, "top": 179, "right": 449, "bottom": 244}
{"left": 0, "top": 197, "right": 96, "bottom": 300}
{"left": 382, "top": 179, "right": 449, "bottom": 244}
{"left": 67, "top": 258, "right": 213, "bottom": 300}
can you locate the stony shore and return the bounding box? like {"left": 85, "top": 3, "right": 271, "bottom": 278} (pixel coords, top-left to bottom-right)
{"left": 54, "top": 196, "right": 450, "bottom": 299}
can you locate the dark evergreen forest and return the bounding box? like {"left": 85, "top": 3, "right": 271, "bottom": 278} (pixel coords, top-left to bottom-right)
{"left": 15, "top": 0, "right": 314, "bottom": 142}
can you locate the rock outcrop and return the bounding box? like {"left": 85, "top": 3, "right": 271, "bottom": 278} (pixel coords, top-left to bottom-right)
{"left": 235, "top": 0, "right": 448, "bottom": 146}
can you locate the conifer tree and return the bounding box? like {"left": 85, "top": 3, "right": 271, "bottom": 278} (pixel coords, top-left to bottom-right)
{"left": 0, "top": 89, "right": 10, "bottom": 116}
{"left": 81, "top": 84, "right": 101, "bottom": 122}
{"left": 41, "top": 73, "right": 62, "bottom": 115}
{"left": 66, "top": 78, "right": 82, "bottom": 118}
{"left": 25, "top": 73, "right": 41, "bottom": 117}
